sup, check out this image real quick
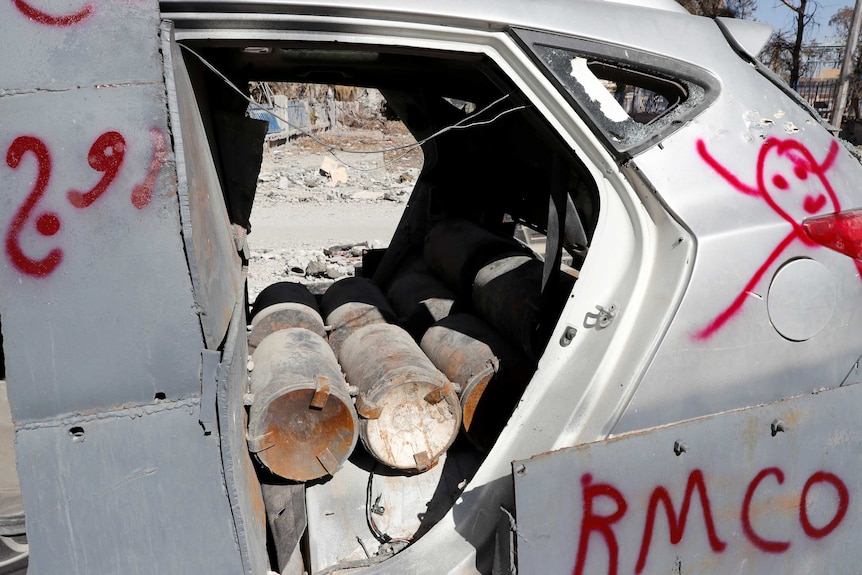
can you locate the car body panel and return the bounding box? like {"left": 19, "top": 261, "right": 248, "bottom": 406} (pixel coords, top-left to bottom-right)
{"left": 3, "top": 0, "right": 861, "bottom": 573}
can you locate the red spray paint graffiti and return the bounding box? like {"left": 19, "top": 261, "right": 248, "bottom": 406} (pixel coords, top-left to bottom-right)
{"left": 741, "top": 467, "right": 791, "bottom": 553}
{"left": 574, "top": 474, "right": 628, "bottom": 575}
{"left": 67, "top": 131, "right": 126, "bottom": 208}
{"left": 694, "top": 137, "right": 851, "bottom": 340}
{"left": 131, "top": 128, "right": 167, "bottom": 209}
{"left": 5, "top": 136, "right": 63, "bottom": 277}
{"left": 635, "top": 469, "right": 726, "bottom": 573}
{"left": 572, "top": 467, "right": 850, "bottom": 575}
{"left": 11, "top": 0, "right": 94, "bottom": 26}
{"left": 5, "top": 129, "right": 167, "bottom": 277}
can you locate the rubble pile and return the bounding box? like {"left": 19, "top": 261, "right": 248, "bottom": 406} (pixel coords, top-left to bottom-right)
{"left": 248, "top": 240, "right": 388, "bottom": 295}
{"left": 254, "top": 121, "right": 420, "bottom": 206}
{"left": 246, "top": 122, "right": 422, "bottom": 299}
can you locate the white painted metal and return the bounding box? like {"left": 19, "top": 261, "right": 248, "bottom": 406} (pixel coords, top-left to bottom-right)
{"left": 0, "top": 4, "right": 255, "bottom": 574}
{"left": 515, "top": 383, "right": 862, "bottom": 575}
{"left": 767, "top": 258, "right": 838, "bottom": 341}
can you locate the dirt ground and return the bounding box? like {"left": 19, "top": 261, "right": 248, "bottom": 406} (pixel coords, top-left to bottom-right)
{"left": 246, "top": 122, "right": 422, "bottom": 300}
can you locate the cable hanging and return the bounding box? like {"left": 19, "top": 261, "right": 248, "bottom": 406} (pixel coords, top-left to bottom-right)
{"left": 177, "top": 43, "right": 529, "bottom": 171}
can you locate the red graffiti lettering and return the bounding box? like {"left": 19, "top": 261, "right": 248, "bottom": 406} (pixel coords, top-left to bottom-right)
{"left": 694, "top": 137, "right": 846, "bottom": 340}
{"left": 5, "top": 136, "right": 63, "bottom": 277}
{"left": 636, "top": 469, "right": 726, "bottom": 573}
{"left": 742, "top": 467, "right": 791, "bottom": 553}
{"left": 131, "top": 128, "right": 167, "bottom": 209}
{"left": 573, "top": 467, "right": 849, "bottom": 569}
{"left": 573, "top": 473, "right": 628, "bottom": 575}
{"left": 67, "top": 131, "right": 126, "bottom": 208}
{"left": 799, "top": 471, "right": 849, "bottom": 539}
{"left": 11, "top": 0, "right": 94, "bottom": 26}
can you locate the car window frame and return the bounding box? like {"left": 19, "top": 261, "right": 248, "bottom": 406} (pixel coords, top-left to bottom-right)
{"left": 511, "top": 27, "right": 721, "bottom": 159}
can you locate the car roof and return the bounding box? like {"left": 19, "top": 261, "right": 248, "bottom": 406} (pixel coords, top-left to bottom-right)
{"left": 160, "top": 0, "right": 690, "bottom": 35}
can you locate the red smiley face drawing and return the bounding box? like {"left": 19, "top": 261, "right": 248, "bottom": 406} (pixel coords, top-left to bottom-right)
{"left": 694, "top": 137, "right": 852, "bottom": 340}
{"left": 756, "top": 138, "right": 840, "bottom": 236}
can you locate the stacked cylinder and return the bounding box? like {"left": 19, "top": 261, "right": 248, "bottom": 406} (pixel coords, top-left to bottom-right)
{"left": 420, "top": 313, "right": 533, "bottom": 451}
{"left": 245, "top": 218, "right": 574, "bottom": 477}
{"left": 418, "top": 218, "right": 576, "bottom": 447}
{"left": 321, "top": 278, "right": 461, "bottom": 472}
{"left": 246, "top": 283, "right": 359, "bottom": 482}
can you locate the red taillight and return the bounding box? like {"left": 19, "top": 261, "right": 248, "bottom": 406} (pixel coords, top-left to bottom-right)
{"left": 803, "top": 209, "right": 862, "bottom": 260}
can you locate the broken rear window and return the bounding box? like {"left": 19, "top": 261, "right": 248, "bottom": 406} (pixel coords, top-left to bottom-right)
{"left": 515, "top": 29, "right": 718, "bottom": 156}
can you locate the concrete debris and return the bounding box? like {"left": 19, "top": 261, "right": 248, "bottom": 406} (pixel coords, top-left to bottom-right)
{"left": 320, "top": 156, "right": 348, "bottom": 187}
{"left": 305, "top": 256, "right": 328, "bottom": 277}
{"left": 249, "top": 241, "right": 384, "bottom": 299}
{"left": 248, "top": 123, "right": 421, "bottom": 300}
{"left": 254, "top": 138, "right": 419, "bottom": 208}
{"left": 352, "top": 190, "right": 385, "bottom": 201}
{"left": 383, "top": 190, "right": 408, "bottom": 202}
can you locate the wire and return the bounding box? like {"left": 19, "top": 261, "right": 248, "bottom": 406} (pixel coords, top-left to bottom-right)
{"left": 176, "top": 43, "right": 529, "bottom": 171}
{"left": 365, "top": 467, "right": 412, "bottom": 546}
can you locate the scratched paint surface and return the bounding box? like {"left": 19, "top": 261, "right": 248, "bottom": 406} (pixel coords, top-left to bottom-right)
{"left": 0, "top": 81, "right": 202, "bottom": 423}
{"left": 0, "top": 1, "right": 254, "bottom": 573}
{"left": 514, "top": 383, "right": 862, "bottom": 575}
{"left": 15, "top": 400, "right": 245, "bottom": 574}
{"left": 0, "top": 0, "right": 163, "bottom": 91}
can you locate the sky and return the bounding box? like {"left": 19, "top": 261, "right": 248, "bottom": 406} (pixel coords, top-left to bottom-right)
{"left": 754, "top": 0, "right": 854, "bottom": 43}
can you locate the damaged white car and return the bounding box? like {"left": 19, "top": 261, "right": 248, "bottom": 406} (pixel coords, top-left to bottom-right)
{"left": 4, "top": 0, "right": 862, "bottom": 573}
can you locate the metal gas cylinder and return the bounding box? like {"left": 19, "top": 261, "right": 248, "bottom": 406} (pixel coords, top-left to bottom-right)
{"left": 421, "top": 313, "right": 534, "bottom": 451}
{"left": 385, "top": 257, "right": 458, "bottom": 340}
{"left": 321, "top": 277, "right": 397, "bottom": 356}
{"left": 472, "top": 255, "right": 576, "bottom": 359}
{"left": 247, "top": 328, "right": 359, "bottom": 482}
{"left": 248, "top": 282, "right": 326, "bottom": 353}
{"left": 338, "top": 323, "right": 461, "bottom": 472}
{"left": 424, "top": 218, "right": 531, "bottom": 295}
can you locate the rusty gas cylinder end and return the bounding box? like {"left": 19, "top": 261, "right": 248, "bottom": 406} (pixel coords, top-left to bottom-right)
{"left": 338, "top": 323, "right": 461, "bottom": 472}
{"left": 248, "top": 328, "right": 358, "bottom": 482}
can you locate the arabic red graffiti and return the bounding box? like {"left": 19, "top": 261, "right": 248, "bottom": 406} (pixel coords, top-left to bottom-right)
{"left": 67, "top": 131, "right": 126, "bottom": 208}
{"left": 694, "top": 137, "right": 846, "bottom": 340}
{"left": 5, "top": 136, "right": 63, "bottom": 277}
{"left": 11, "top": 0, "right": 94, "bottom": 26}
{"left": 131, "top": 128, "right": 167, "bottom": 210}
{"left": 572, "top": 467, "right": 850, "bottom": 575}
{"left": 5, "top": 129, "right": 166, "bottom": 277}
